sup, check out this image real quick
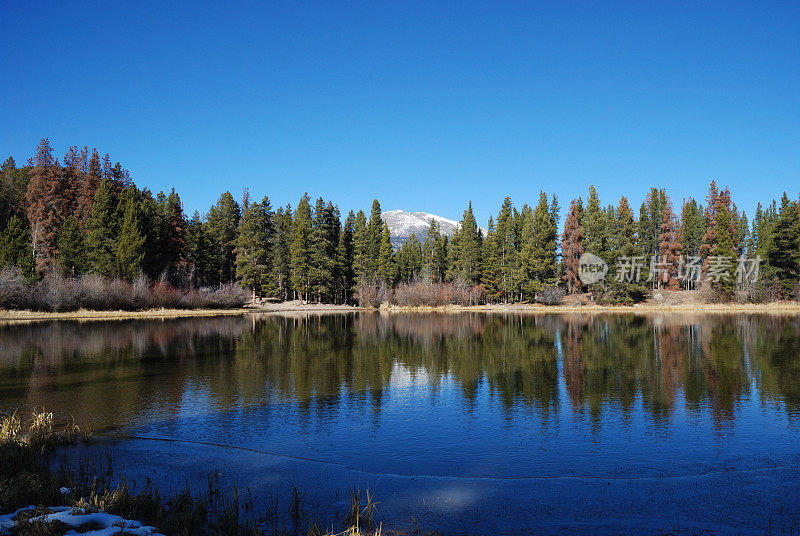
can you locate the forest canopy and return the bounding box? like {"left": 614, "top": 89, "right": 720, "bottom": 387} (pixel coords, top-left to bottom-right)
{"left": 2, "top": 138, "right": 800, "bottom": 309}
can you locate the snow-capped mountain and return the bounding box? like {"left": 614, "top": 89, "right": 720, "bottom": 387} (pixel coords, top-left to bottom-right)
{"left": 381, "top": 210, "right": 461, "bottom": 250}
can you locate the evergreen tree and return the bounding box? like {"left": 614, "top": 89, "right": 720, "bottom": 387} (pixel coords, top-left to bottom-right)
{"left": 657, "top": 202, "right": 682, "bottom": 290}
{"left": 85, "top": 179, "right": 118, "bottom": 276}
{"left": 290, "top": 194, "right": 313, "bottom": 300}
{"left": 526, "top": 191, "right": 559, "bottom": 294}
{"left": 0, "top": 216, "right": 36, "bottom": 280}
{"left": 678, "top": 198, "right": 704, "bottom": 257}
{"left": 116, "top": 188, "right": 145, "bottom": 280}
{"left": 25, "top": 138, "right": 65, "bottom": 271}
{"left": 422, "top": 219, "right": 448, "bottom": 283}
{"left": 0, "top": 157, "right": 26, "bottom": 231}
{"left": 235, "top": 196, "right": 273, "bottom": 298}
{"left": 206, "top": 191, "right": 241, "bottom": 284}
{"left": 583, "top": 185, "right": 609, "bottom": 260}
{"left": 495, "top": 197, "right": 519, "bottom": 301}
{"left": 766, "top": 194, "right": 800, "bottom": 298}
{"left": 338, "top": 211, "right": 356, "bottom": 303}
{"left": 449, "top": 201, "right": 482, "bottom": 284}
{"left": 310, "top": 198, "right": 340, "bottom": 302}
{"left": 352, "top": 209, "right": 370, "bottom": 284}
{"left": 562, "top": 199, "right": 584, "bottom": 294}
{"left": 270, "top": 205, "right": 293, "bottom": 300}
{"left": 480, "top": 217, "right": 501, "bottom": 302}
{"left": 377, "top": 221, "right": 396, "bottom": 285}
{"left": 708, "top": 189, "right": 737, "bottom": 296}
{"left": 186, "top": 210, "right": 208, "bottom": 287}
{"left": 397, "top": 233, "right": 423, "bottom": 283}
{"left": 56, "top": 216, "right": 85, "bottom": 276}
{"left": 362, "top": 199, "right": 383, "bottom": 279}
{"left": 162, "top": 189, "right": 188, "bottom": 281}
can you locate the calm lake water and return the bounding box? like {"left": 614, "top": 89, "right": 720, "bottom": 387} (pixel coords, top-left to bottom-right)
{"left": 2, "top": 312, "right": 799, "bottom": 533}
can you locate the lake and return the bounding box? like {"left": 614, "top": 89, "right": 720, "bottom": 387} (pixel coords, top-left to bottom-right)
{"left": 1, "top": 312, "right": 799, "bottom": 534}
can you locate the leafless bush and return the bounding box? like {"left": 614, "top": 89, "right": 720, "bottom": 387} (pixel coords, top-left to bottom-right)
{"left": 535, "top": 285, "right": 565, "bottom": 306}
{"left": 355, "top": 278, "right": 390, "bottom": 308}
{"left": 0, "top": 267, "right": 34, "bottom": 310}
{"left": 699, "top": 282, "right": 732, "bottom": 304}
{"left": 36, "top": 272, "right": 81, "bottom": 311}
{"left": 198, "top": 283, "right": 250, "bottom": 309}
{"left": 389, "top": 281, "right": 474, "bottom": 307}
{"left": 469, "top": 284, "right": 487, "bottom": 305}
{"left": 0, "top": 266, "right": 248, "bottom": 311}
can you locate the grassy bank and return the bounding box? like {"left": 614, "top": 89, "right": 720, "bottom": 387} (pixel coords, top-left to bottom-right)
{"left": 0, "top": 307, "right": 252, "bottom": 323}
{"left": 380, "top": 301, "right": 800, "bottom": 314}
{"left": 0, "top": 412, "right": 389, "bottom": 536}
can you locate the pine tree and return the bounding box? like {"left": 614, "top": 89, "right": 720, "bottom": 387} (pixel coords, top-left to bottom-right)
{"left": 657, "top": 201, "right": 682, "bottom": 290}
{"left": 397, "top": 233, "right": 423, "bottom": 283}
{"left": 480, "top": 217, "right": 501, "bottom": 302}
{"left": 290, "top": 194, "right": 313, "bottom": 301}
{"left": 186, "top": 210, "right": 208, "bottom": 287}
{"left": 0, "top": 157, "right": 18, "bottom": 230}
{"left": 377, "top": 221, "right": 396, "bottom": 285}
{"left": 338, "top": 211, "right": 356, "bottom": 303}
{"left": 678, "top": 198, "right": 704, "bottom": 257}
{"left": 0, "top": 216, "right": 36, "bottom": 280}
{"left": 583, "top": 185, "right": 608, "bottom": 260}
{"left": 270, "top": 205, "right": 293, "bottom": 300}
{"left": 85, "top": 179, "right": 118, "bottom": 276}
{"left": 235, "top": 196, "right": 273, "bottom": 298}
{"left": 310, "top": 198, "right": 340, "bottom": 302}
{"left": 206, "top": 191, "right": 241, "bottom": 284}
{"left": 25, "top": 138, "right": 65, "bottom": 271}
{"left": 162, "top": 189, "right": 188, "bottom": 281}
{"left": 352, "top": 210, "right": 370, "bottom": 284}
{"left": 366, "top": 199, "right": 383, "bottom": 277}
{"left": 56, "top": 216, "right": 85, "bottom": 276}
{"left": 449, "top": 201, "right": 482, "bottom": 284}
{"left": 495, "top": 197, "right": 519, "bottom": 301}
{"left": 562, "top": 199, "right": 584, "bottom": 294}
{"left": 709, "top": 189, "right": 737, "bottom": 296}
{"left": 116, "top": 188, "right": 145, "bottom": 280}
{"left": 766, "top": 194, "right": 800, "bottom": 298}
{"left": 525, "top": 191, "right": 559, "bottom": 294}
{"left": 422, "top": 219, "right": 446, "bottom": 283}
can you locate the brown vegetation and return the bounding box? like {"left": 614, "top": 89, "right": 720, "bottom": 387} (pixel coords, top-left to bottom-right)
{"left": 0, "top": 268, "right": 249, "bottom": 312}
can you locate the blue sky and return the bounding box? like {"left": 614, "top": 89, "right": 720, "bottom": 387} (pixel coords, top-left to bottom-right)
{"left": 2, "top": 1, "right": 798, "bottom": 226}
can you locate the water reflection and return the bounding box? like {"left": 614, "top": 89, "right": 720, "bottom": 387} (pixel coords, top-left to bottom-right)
{"left": 1, "top": 313, "right": 799, "bottom": 477}
{"left": 1, "top": 313, "right": 799, "bottom": 428}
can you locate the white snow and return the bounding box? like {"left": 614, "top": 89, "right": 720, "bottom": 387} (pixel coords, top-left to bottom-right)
{"left": 0, "top": 505, "right": 164, "bottom": 536}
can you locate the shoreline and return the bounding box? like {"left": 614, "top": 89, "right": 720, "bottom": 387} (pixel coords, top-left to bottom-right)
{"left": 0, "top": 307, "right": 252, "bottom": 323}
{"left": 2, "top": 300, "right": 800, "bottom": 322}
{"left": 378, "top": 301, "right": 800, "bottom": 314}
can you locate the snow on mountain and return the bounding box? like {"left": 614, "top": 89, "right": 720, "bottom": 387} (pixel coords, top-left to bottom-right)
{"left": 381, "top": 210, "right": 462, "bottom": 250}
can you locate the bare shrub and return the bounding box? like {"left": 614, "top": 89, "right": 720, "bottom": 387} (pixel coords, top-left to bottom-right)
{"left": 0, "top": 267, "right": 34, "bottom": 310}
{"left": 698, "top": 281, "right": 732, "bottom": 304}
{"left": 37, "top": 272, "right": 80, "bottom": 312}
{"left": 0, "top": 267, "right": 248, "bottom": 312}
{"left": 199, "top": 283, "right": 250, "bottom": 309}
{"left": 469, "top": 284, "right": 487, "bottom": 306}
{"left": 390, "top": 281, "right": 473, "bottom": 307}
{"left": 535, "top": 285, "right": 566, "bottom": 306}
{"left": 147, "top": 281, "right": 182, "bottom": 309}
{"left": 355, "top": 278, "right": 390, "bottom": 308}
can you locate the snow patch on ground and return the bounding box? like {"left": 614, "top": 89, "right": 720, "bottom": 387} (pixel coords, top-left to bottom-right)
{"left": 0, "top": 505, "right": 164, "bottom": 536}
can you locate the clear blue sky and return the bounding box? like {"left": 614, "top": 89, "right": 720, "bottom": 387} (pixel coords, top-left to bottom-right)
{"left": 2, "top": 1, "right": 798, "bottom": 226}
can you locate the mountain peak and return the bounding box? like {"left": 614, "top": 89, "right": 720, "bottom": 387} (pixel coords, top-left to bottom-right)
{"left": 381, "top": 210, "right": 460, "bottom": 249}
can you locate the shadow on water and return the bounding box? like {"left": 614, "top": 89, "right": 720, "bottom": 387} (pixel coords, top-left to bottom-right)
{"left": 1, "top": 312, "right": 800, "bottom": 533}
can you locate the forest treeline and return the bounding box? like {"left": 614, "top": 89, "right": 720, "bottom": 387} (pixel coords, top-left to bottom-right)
{"left": 1, "top": 138, "right": 800, "bottom": 309}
